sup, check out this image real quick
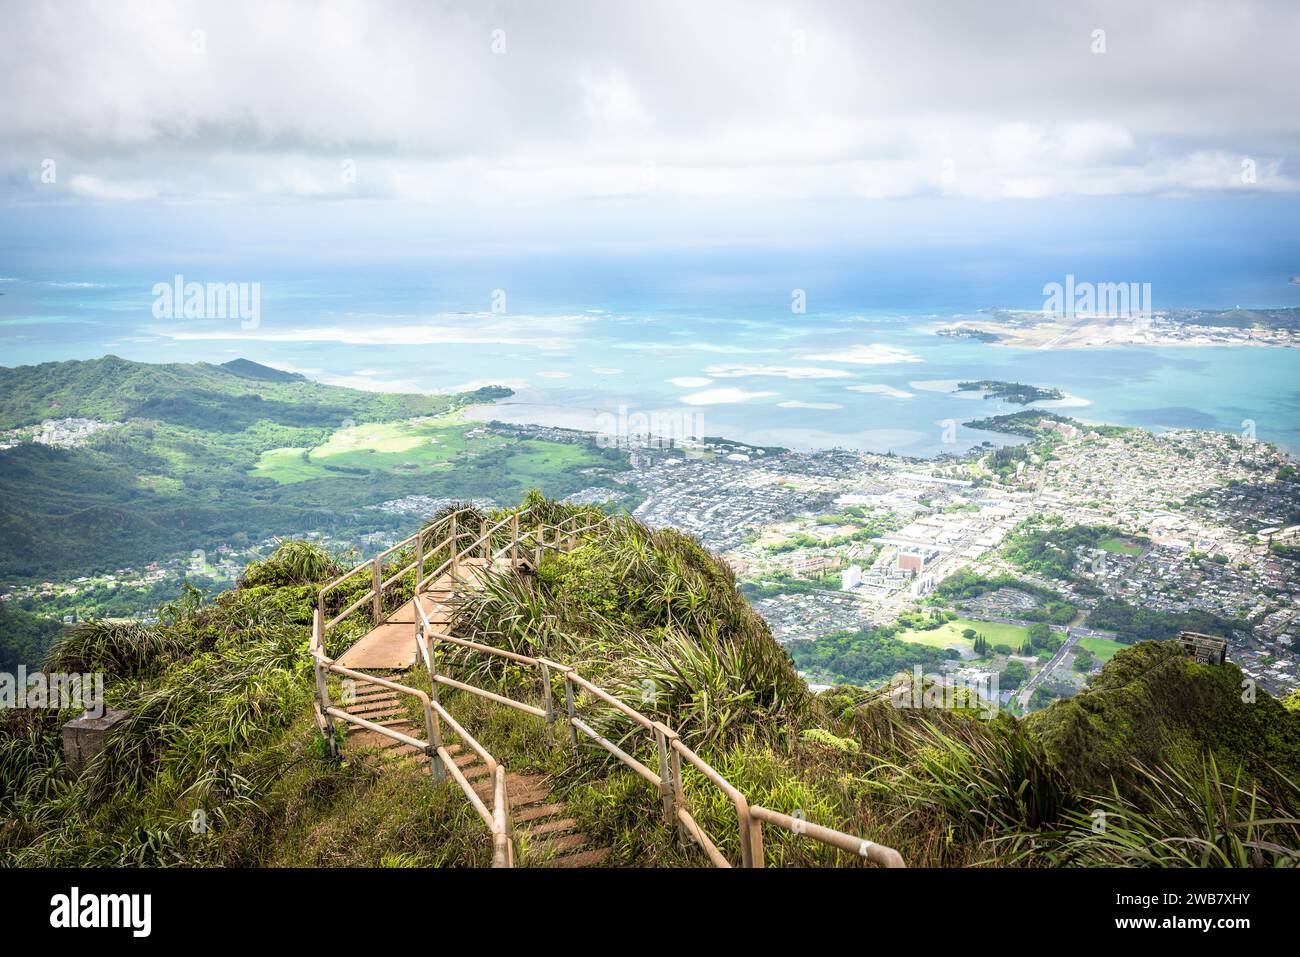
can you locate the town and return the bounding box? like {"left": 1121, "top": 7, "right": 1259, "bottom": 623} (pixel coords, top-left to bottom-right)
{"left": 4, "top": 415, "right": 1297, "bottom": 711}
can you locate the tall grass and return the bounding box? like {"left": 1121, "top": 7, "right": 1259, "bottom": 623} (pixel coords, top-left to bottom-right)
{"left": 2, "top": 551, "right": 322, "bottom": 866}
{"left": 45, "top": 620, "right": 190, "bottom": 679}
{"left": 452, "top": 510, "right": 810, "bottom": 750}
{"left": 863, "top": 712, "right": 1078, "bottom": 864}
{"left": 239, "top": 540, "right": 342, "bottom": 588}
{"left": 1047, "top": 757, "right": 1300, "bottom": 867}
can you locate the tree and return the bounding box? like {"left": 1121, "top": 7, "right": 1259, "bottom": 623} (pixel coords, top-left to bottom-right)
{"left": 961, "top": 627, "right": 977, "bottom": 639}
{"left": 1030, "top": 685, "right": 1062, "bottom": 710}
{"left": 1000, "top": 660, "right": 1028, "bottom": 690}
{"left": 1073, "top": 648, "right": 1095, "bottom": 672}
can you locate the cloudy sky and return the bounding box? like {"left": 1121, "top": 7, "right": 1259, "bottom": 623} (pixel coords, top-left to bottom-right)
{"left": 2, "top": 0, "right": 1297, "bottom": 271}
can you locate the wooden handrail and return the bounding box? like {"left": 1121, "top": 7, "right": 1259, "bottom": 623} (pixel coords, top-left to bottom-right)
{"left": 311, "top": 506, "right": 904, "bottom": 869}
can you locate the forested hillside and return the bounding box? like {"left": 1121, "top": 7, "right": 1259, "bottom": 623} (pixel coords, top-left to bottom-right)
{"left": 0, "top": 357, "right": 624, "bottom": 580}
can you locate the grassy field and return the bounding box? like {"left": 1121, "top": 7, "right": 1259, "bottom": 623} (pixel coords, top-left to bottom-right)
{"left": 1099, "top": 537, "right": 1143, "bottom": 556}
{"left": 504, "top": 440, "right": 595, "bottom": 483}
{"left": 252, "top": 417, "right": 610, "bottom": 489}
{"left": 252, "top": 416, "right": 503, "bottom": 484}
{"left": 895, "top": 617, "right": 1033, "bottom": 653}
{"left": 1076, "top": 635, "right": 1126, "bottom": 662}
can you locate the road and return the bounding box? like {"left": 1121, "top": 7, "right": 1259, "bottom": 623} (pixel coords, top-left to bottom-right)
{"left": 1016, "top": 628, "right": 1082, "bottom": 706}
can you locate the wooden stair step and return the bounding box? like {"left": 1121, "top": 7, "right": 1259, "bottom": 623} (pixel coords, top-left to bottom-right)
{"left": 535, "top": 832, "right": 589, "bottom": 854}
{"left": 351, "top": 708, "right": 404, "bottom": 720}
{"left": 350, "top": 699, "right": 399, "bottom": 711}
{"left": 351, "top": 693, "right": 402, "bottom": 706}
{"left": 345, "top": 717, "right": 411, "bottom": 729}
{"left": 335, "top": 620, "right": 421, "bottom": 671}
{"left": 472, "top": 775, "right": 550, "bottom": 808}
{"left": 548, "top": 847, "right": 611, "bottom": 868}
{"left": 346, "top": 730, "right": 408, "bottom": 750}
{"left": 513, "top": 802, "right": 566, "bottom": 824}
{"left": 504, "top": 785, "right": 552, "bottom": 809}
{"left": 350, "top": 712, "right": 407, "bottom": 726}
{"left": 524, "top": 817, "right": 578, "bottom": 837}
{"left": 351, "top": 691, "right": 399, "bottom": 704}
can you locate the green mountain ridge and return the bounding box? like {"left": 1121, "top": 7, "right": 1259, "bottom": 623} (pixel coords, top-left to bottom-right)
{"left": 2, "top": 500, "right": 1295, "bottom": 868}
{"left": 0, "top": 356, "right": 628, "bottom": 583}
{"left": 218, "top": 358, "right": 305, "bottom": 382}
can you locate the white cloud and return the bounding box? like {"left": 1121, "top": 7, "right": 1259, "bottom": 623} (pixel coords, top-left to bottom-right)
{"left": 432, "top": 378, "right": 531, "bottom": 393}
{"left": 703, "top": 363, "right": 851, "bottom": 379}
{"left": 800, "top": 344, "right": 922, "bottom": 364}
{"left": 669, "top": 376, "right": 714, "bottom": 387}
{"left": 5, "top": 1, "right": 1296, "bottom": 204}
{"left": 67, "top": 175, "right": 158, "bottom": 201}
{"left": 149, "top": 314, "right": 574, "bottom": 351}
{"left": 778, "top": 400, "right": 843, "bottom": 410}
{"left": 846, "top": 383, "right": 914, "bottom": 399}
{"left": 680, "top": 387, "right": 778, "bottom": 405}
{"left": 260, "top": 361, "right": 423, "bottom": 393}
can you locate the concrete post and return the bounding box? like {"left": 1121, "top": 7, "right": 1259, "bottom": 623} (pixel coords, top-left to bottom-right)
{"left": 61, "top": 708, "right": 130, "bottom": 774}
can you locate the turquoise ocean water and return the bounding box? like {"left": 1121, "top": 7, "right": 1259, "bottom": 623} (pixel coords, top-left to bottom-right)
{"left": 2, "top": 267, "right": 1298, "bottom": 457}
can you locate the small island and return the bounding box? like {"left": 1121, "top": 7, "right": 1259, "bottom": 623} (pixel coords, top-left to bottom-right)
{"left": 936, "top": 326, "right": 1001, "bottom": 343}
{"left": 957, "top": 380, "right": 1064, "bottom": 405}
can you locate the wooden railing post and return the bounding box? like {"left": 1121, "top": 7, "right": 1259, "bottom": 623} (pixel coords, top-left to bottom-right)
{"left": 737, "top": 806, "right": 757, "bottom": 869}
{"left": 510, "top": 512, "right": 519, "bottom": 567}
{"left": 540, "top": 661, "right": 555, "bottom": 726}
{"left": 370, "top": 557, "right": 382, "bottom": 625}
{"left": 416, "top": 525, "right": 425, "bottom": 585}
{"left": 563, "top": 675, "right": 579, "bottom": 749}
{"left": 312, "top": 647, "right": 338, "bottom": 760}
{"left": 420, "top": 668, "right": 445, "bottom": 782}
{"left": 534, "top": 519, "right": 543, "bottom": 567}
{"left": 669, "top": 743, "right": 688, "bottom": 843}
{"left": 653, "top": 722, "right": 677, "bottom": 829}
{"left": 450, "top": 513, "right": 459, "bottom": 579}
{"left": 481, "top": 515, "right": 489, "bottom": 560}
{"left": 428, "top": 635, "right": 440, "bottom": 708}
{"left": 748, "top": 818, "right": 765, "bottom": 868}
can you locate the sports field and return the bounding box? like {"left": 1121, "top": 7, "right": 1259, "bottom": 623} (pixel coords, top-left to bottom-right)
{"left": 895, "top": 617, "right": 1034, "bottom": 655}
{"left": 1075, "top": 635, "right": 1126, "bottom": 662}
{"left": 1099, "top": 537, "right": 1143, "bottom": 556}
